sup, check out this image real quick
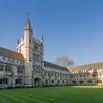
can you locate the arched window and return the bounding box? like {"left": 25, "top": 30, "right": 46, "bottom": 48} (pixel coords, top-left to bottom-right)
{"left": 87, "top": 80, "right": 92, "bottom": 83}
{"left": 45, "top": 79, "right": 48, "bottom": 85}
{"left": 51, "top": 80, "right": 54, "bottom": 84}
{"left": 79, "top": 80, "right": 83, "bottom": 84}
{"left": 0, "top": 78, "right": 8, "bottom": 84}
{"left": 16, "top": 78, "right": 22, "bottom": 84}
{"left": 72, "top": 80, "right": 76, "bottom": 84}
{"left": 57, "top": 80, "right": 60, "bottom": 84}
{"left": 97, "top": 79, "right": 102, "bottom": 84}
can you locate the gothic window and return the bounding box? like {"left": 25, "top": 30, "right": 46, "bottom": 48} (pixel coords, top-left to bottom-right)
{"left": 29, "top": 57, "right": 31, "bottom": 61}
{"left": 92, "top": 73, "right": 96, "bottom": 77}
{"left": 0, "top": 65, "right": 4, "bottom": 71}
{"left": 45, "top": 79, "right": 48, "bottom": 85}
{"left": 57, "top": 80, "right": 60, "bottom": 84}
{"left": 72, "top": 80, "right": 76, "bottom": 84}
{"left": 29, "top": 39, "right": 31, "bottom": 43}
{"left": 33, "top": 54, "right": 40, "bottom": 61}
{"left": 62, "top": 80, "right": 64, "bottom": 84}
{"left": 5, "top": 65, "right": 12, "bottom": 72}
{"left": 16, "top": 79, "right": 22, "bottom": 84}
{"left": 97, "top": 79, "right": 102, "bottom": 83}
{"left": 86, "top": 72, "right": 90, "bottom": 76}
{"left": 34, "top": 45, "right": 39, "bottom": 52}
{"left": 0, "top": 78, "right": 8, "bottom": 84}
{"left": 51, "top": 80, "right": 54, "bottom": 84}
{"left": 17, "top": 66, "right": 23, "bottom": 73}
{"left": 51, "top": 73, "right": 53, "bottom": 76}
{"left": 79, "top": 80, "right": 83, "bottom": 84}
{"left": 87, "top": 80, "right": 92, "bottom": 83}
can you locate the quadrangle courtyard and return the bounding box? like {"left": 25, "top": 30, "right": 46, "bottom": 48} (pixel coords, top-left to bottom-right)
{"left": 0, "top": 86, "right": 103, "bottom": 103}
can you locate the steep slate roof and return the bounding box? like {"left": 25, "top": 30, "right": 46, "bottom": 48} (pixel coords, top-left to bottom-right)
{"left": 70, "top": 62, "right": 103, "bottom": 73}
{"left": 44, "top": 61, "right": 70, "bottom": 72}
{"left": 0, "top": 47, "right": 24, "bottom": 61}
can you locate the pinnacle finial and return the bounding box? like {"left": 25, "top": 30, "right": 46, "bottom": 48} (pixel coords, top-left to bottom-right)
{"left": 17, "top": 38, "right": 19, "bottom": 45}
{"left": 41, "top": 33, "right": 44, "bottom": 42}
{"left": 24, "top": 13, "right": 32, "bottom": 31}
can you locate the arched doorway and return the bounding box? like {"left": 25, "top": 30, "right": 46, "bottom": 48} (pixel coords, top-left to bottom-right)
{"left": 34, "top": 78, "right": 41, "bottom": 87}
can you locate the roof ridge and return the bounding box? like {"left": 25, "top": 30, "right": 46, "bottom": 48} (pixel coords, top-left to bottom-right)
{"left": 0, "top": 47, "right": 24, "bottom": 60}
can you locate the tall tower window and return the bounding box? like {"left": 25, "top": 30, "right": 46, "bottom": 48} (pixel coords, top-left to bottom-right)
{"left": 29, "top": 39, "right": 31, "bottom": 43}
{"left": 34, "top": 46, "right": 39, "bottom": 52}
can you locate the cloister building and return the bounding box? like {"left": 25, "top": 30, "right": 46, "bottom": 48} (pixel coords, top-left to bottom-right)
{"left": 0, "top": 18, "right": 103, "bottom": 88}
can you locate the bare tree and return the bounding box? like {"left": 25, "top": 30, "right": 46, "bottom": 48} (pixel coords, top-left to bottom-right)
{"left": 54, "top": 56, "right": 74, "bottom": 67}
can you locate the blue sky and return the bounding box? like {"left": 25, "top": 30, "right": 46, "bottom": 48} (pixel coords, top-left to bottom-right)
{"left": 0, "top": 0, "right": 103, "bottom": 65}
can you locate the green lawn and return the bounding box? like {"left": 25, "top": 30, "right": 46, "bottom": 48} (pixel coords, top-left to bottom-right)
{"left": 0, "top": 86, "right": 103, "bottom": 103}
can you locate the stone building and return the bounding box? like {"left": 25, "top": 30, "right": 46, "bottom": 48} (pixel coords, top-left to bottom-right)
{"left": 43, "top": 61, "right": 71, "bottom": 86}
{"left": 0, "top": 47, "right": 24, "bottom": 88}
{"left": 70, "top": 62, "right": 103, "bottom": 86}
{"left": 0, "top": 18, "right": 70, "bottom": 88}
{"left": 0, "top": 18, "right": 103, "bottom": 88}
{"left": 16, "top": 18, "right": 43, "bottom": 86}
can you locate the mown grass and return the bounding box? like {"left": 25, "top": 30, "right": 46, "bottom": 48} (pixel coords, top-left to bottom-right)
{"left": 0, "top": 86, "right": 103, "bottom": 103}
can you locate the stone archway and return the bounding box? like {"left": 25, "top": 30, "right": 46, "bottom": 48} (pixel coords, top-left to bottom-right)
{"left": 34, "top": 78, "right": 41, "bottom": 87}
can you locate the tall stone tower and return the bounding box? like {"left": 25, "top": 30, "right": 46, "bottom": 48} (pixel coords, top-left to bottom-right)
{"left": 16, "top": 18, "right": 33, "bottom": 86}
{"left": 17, "top": 18, "right": 44, "bottom": 86}
{"left": 24, "top": 17, "right": 32, "bottom": 62}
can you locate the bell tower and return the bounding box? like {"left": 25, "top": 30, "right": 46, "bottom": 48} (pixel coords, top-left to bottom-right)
{"left": 17, "top": 17, "right": 44, "bottom": 86}
{"left": 17, "top": 17, "right": 33, "bottom": 86}
{"left": 24, "top": 17, "right": 32, "bottom": 61}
